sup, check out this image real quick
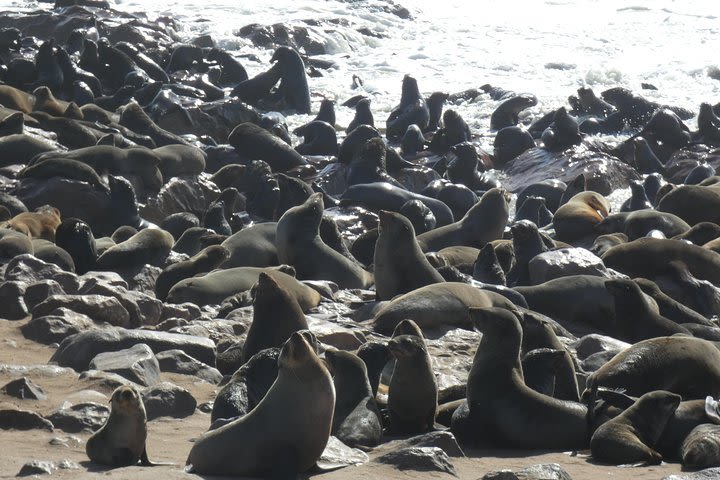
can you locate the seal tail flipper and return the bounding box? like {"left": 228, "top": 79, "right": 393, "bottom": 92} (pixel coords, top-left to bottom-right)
{"left": 706, "top": 395, "right": 720, "bottom": 423}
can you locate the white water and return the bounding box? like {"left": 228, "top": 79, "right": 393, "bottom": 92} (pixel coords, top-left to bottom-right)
{"left": 5, "top": 0, "right": 720, "bottom": 142}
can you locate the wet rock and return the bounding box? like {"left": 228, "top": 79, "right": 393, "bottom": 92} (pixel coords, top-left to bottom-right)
{"left": 376, "top": 446, "right": 456, "bottom": 475}
{"left": 1, "top": 377, "right": 47, "bottom": 400}
{"left": 573, "top": 334, "right": 629, "bottom": 360}
{"left": 50, "top": 326, "right": 216, "bottom": 371}
{"left": 46, "top": 402, "right": 109, "bottom": 433}
{"left": 23, "top": 280, "right": 64, "bottom": 311}
{"left": 528, "top": 248, "right": 611, "bottom": 284}
{"left": 395, "top": 167, "right": 442, "bottom": 193}
{"left": 17, "top": 460, "right": 55, "bottom": 476}
{"left": 89, "top": 343, "right": 161, "bottom": 387}
{"left": 317, "top": 436, "right": 369, "bottom": 471}
{"left": 21, "top": 308, "right": 95, "bottom": 345}
{"left": 378, "top": 431, "right": 465, "bottom": 457}
{"left": 32, "top": 295, "right": 131, "bottom": 328}
{"left": 4, "top": 254, "right": 79, "bottom": 293}
{"left": 141, "top": 382, "right": 197, "bottom": 420}
{"left": 142, "top": 176, "right": 220, "bottom": 225}
{"left": 0, "top": 281, "right": 28, "bottom": 319}
{"left": 156, "top": 349, "right": 223, "bottom": 384}
{"left": 482, "top": 463, "right": 573, "bottom": 480}
{"left": 238, "top": 23, "right": 327, "bottom": 55}
{"left": 0, "top": 408, "right": 54, "bottom": 431}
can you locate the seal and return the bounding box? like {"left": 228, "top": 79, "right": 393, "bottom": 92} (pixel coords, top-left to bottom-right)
{"left": 54, "top": 217, "right": 97, "bottom": 275}
{"left": 594, "top": 210, "right": 690, "bottom": 241}
{"left": 119, "top": 101, "right": 189, "bottom": 147}
{"left": 506, "top": 220, "right": 549, "bottom": 287}
{"left": 489, "top": 93, "right": 537, "bottom": 130}
{"left": 584, "top": 336, "right": 720, "bottom": 399}
{"left": 346, "top": 97, "right": 374, "bottom": 133}
{"left": 338, "top": 124, "right": 382, "bottom": 164}
{"left": 493, "top": 125, "right": 536, "bottom": 168}
{"left": 276, "top": 193, "right": 372, "bottom": 289}
{"left": 228, "top": 122, "right": 307, "bottom": 172}
{"left": 516, "top": 179, "right": 567, "bottom": 213}
{"left": 590, "top": 390, "right": 682, "bottom": 465}
{"left": 681, "top": 423, "right": 720, "bottom": 468}
{"left": 400, "top": 124, "right": 426, "bottom": 155}
{"left": 86, "top": 385, "right": 159, "bottom": 467}
{"left": 230, "top": 62, "right": 282, "bottom": 106}
{"left": 657, "top": 183, "right": 720, "bottom": 226}
{"left": 0, "top": 85, "right": 34, "bottom": 113}
{"left": 521, "top": 348, "right": 568, "bottom": 397}
{"left": 242, "top": 271, "right": 309, "bottom": 362}
{"left": 18, "top": 158, "right": 108, "bottom": 192}
{"left": 270, "top": 46, "right": 311, "bottom": 114}
{"left": 605, "top": 278, "right": 691, "bottom": 342}
{"left": 425, "top": 91, "right": 449, "bottom": 132}
{"left": 186, "top": 331, "right": 334, "bottom": 477}
{"left": 515, "top": 196, "right": 553, "bottom": 227}
{"left": 293, "top": 120, "right": 338, "bottom": 156}
{"left": 373, "top": 282, "right": 516, "bottom": 335}
{"left": 386, "top": 75, "right": 430, "bottom": 140}
{"left": 553, "top": 191, "right": 609, "bottom": 243}
{"left": 356, "top": 341, "right": 391, "bottom": 398}
{"left": 154, "top": 245, "right": 229, "bottom": 301}
{"left": 399, "top": 199, "right": 436, "bottom": 234}
{"left": 417, "top": 187, "right": 509, "bottom": 252}
{"left": 324, "top": 349, "right": 382, "bottom": 448}
{"left": 374, "top": 210, "right": 444, "bottom": 300}
{"left": 541, "top": 107, "right": 582, "bottom": 151}
{"left": 220, "top": 222, "right": 278, "bottom": 268}
{"left": 153, "top": 144, "right": 206, "bottom": 178}
{"left": 387, "top": 334, "right": 438, "bottom": 433}
{"left": 446, "top": 142, "right": 489, "bottom": 190}
{"left": 461, "top": 307, "right": 589, "bottom": 449}
{"left": 1, "top": 205, "right": 61, "bottom": 241}
{"left": 634, "top": 277, "right": 714, "bottom": 327}
{"left": 346, "top": 137, "right": 402, "bottom": 188}
{"left": 620, "top": 180, "right": 653, "bottom": 212}
{"left": 473, "top": 243, "right": 507, "bottom": 285}
{"left": 96, "top": 229, "right": 174, "bottom": 270}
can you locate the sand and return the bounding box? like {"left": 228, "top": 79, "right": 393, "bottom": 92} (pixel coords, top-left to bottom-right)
{"left": 0, "top": 318, "right": 686, "bottom": 479}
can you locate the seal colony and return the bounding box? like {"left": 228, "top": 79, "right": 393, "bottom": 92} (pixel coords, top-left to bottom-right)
{"left": 2, "top": 1, "right": 720, "bottom": 479}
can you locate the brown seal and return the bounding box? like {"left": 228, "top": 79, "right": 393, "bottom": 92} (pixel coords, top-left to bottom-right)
{"left": 553, "top": 191, "right": 609, "bottom": 243}
{"left": 590, "top": 390, "right": 681, "bottom": 465}
{"left": 374, "top": 210, "right": 444, "bottom": 300}
{"left": 0, "top": 205, "right": 61, "bottom": 241}
{"left": 186, "top": 331, "right": 335, "bottom": 477}
{"left": 96, "top": 228, "right": 174, "bottom": 270}
{"left": 417, "top": 187, "right": 509, "bottom": 252}
{"left": 154, "top": 245, "right": 229, "bottom": 301}
{"left": 681, "top": 423, "right": 720, "bottom": 468}
{"left": 387, "top": 334, "right": 438, "bottom": 433}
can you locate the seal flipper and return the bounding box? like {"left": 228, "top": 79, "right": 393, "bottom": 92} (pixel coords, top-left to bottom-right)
{"left": 140, "top": 446, "right": 175, "bottom": 467}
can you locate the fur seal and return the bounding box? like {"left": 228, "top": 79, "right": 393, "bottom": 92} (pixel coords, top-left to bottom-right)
{"left": 270, "top": 46, "right": 311, "bottom": 114}
{"left": 400, "top": 124, "right": 425, "bottom": 155}
{"left": 1, "top": 205, "right": 61, "bottom": 241}
{"left": 521, "top": 348, "right": 568, "bottom": 397}
{"left": 553, "top": 191, "right": 609, "bottom": 243}
{"left": 242, "top": 272, "right": 309, "bottom": 362}
{"left": 515, "top": 196, "right": 553, "bottom": 227}
{"left": 541, "top": 107, "right": 582, "bottom": 151}
{"left": 119, "top": 101, "right": 189, "bottom": 147}
{"left": 387, "top": 334, "right": 438, "bottom": 433}
{"left": 86, "top": 386, "right": 159, "bottom": 467}
{"left": 590, "top": 390, "right": 682, "bottom": 465}
{"left": 54, "top": 217, "right": 97, "bottom": 275}
{"left": 473, "top": 243, "right": 507, "bottom": 285}
{"left": 154, "top": 245, "right": 229, "bottom": 301}
{"left": 374, "top": 210, "right": 444, "bottom": 300}
{"left": 324, "top": 349, "right": 382, "bottom": 447}
{"left": 96, "top": 229, "right": 174, "bottom": 270}
{"left": 346, "top": 137, "right": 402, "bottom": 188}
{"left": 399, "top": 199, "right": 436, "bottom": 234}
{"left": 620, "top": 181, "right": 653, "bottom": 212}
{"left": 657, "top": 183, "right": 720, "bottom": 226}
{"left": 276, "top": 193, "right": 372, "bottom": 289}
{"left": 153, "top": 144, "right": 206, "bottom": 178}
{"left": 595, "top": 210, "right": 690, "bottom": 241}
{"left": 493, "top": 126, "right": 536, "bottom": 168}
{"left": 417, "top": 188, "right": 509, "bottom": 252}
{"left": 18, "top": 158, "right": 108, "bottom": 191}
{"left": 681, "top": 423, "right": 720, "bottom": 468}
{"left": 634, "top": 277, "right": 714, "bottom": 327}
{"left": 294, "top": 120, "right": 338, "bottom": 156}
{"left": 462, "top": 307, "right": 589, "bottom": 449}
{"left": 489, "top": 93, "right": 537, "bottom": 130}
{"left": 228, "top": 122, "right": 307, "bottom": 172}
{"left": 220, "top": 222, "right": 278, "bottom": 268}
{"left": 386, "top": 75, "right": 430, "bottom": 140}
{"left": 346, "top": 97, "right": 374, "bottom": 133}
{"left": 186, "top": 331, "right": 334, "bottom": 477}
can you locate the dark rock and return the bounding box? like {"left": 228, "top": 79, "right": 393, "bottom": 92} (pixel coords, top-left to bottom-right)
{"left": 379, "top": 431, "right": 465, "bottom": 457}
{"left": 2, "top": 377, "right": 47, "bottom": 400}
{"left": 46, "top": 402, "right": 109, "bottom": 433}
{"left": 573, "top": 334, "right": 629, "bottom": 360}
{"left": 4, "top": 254, "right": 79, "bottom": 293}
{"left": 141, "top": 382, "right": 197, "bottom": 420}
{"left": 0, "top": 281, "right": 28, "bottom": 319}
{"left": 32, "top": 295, "right": 131, "bottom": 328}
{"left": 17, "top": 460, "right": 55, "bottom": 476}
{"left": 142, "top": 176, "right": 221, "bottom": 225}
{"left": 77, "top": 280, "right": 143, "bottom": 327}
{"left": 156, "top": 349, "right": 222, "bottom": 384}
{"left": 50, "top": 326, "right": 216, "bottom": 371}
{"left": 78, "top": 370, "right": 139, "bottom": 390}
{"left": 0, "top": 409, "right": 54, "bottom": 431}
{"left": 376, "top": 447, "right": 456, "bottom": 475}
{"left": 482, "top": 463, "right": 573, "bottom": 480}
{"left": 78, "top": 271, "right": 127, "bottom": 289}
{"left": 23, "top": 280, "right": 65, "bottom": 311}
{"left": 21, "top": 308, "right": 95, "bottom": 345}
{"left": 160, "top": 302, "right": 202, "bottom": 322}
{"left": 89, "top": 343, "right": 161, "bottom": 387}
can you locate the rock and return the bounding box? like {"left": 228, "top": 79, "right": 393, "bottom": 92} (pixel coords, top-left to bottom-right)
{"left": 17, "top": 460, "right": 55, "bottom": 476}
{"left": 528, "top": 248, "right": 610, "bottom": 284}
{"left": 77, "top": 280, "right": 144, "bottom": 327}
{"left": 143, "top": 176, "right": 220, "bottom": 224}
{"left": 156, "top": 349, "right": 222, "bottom": 384}
{"left": 378, "top": 431, "right": 465, "bottom": 457}
{"left": 581, "top": 349, "right": 623, "bottom": 372}
{"left": 49, "top": 435, "right": 83, "bottom": 448}
{"left": 573, "top": 334, "right": 630, "bottom": 360}
{"left": 23, "top": 280, "right": 65, "bottom": 311}
{"left": 306, "top": 315, "right": 366, "bottom": 349}
{"left": 78, "top": 271, "right": 128, "bottom": 289}
{"left": 57, "top": 459, "right": 80, "bottom": 470}
{"left": 160, "top": 302, "right": 202, "bottom": 322}
{"left": 50, "top": 326, "right": 216, "bottom": 371}
{"left": 211, "top": 347, "right": 279, "bottom": 422}
{"left": 141, "top": 382, "right": 197, "bottom": 420}
{"left": 1, "top": 377, "right": 47, "bottom": 400}
{"left": 482, "top": 463, "right": 573, "bottom": 480}
{"left": 4, "top": 254, "right": 79, "bottom": 293}
{"left": 0, "top": 409, "right": 54, "bottom": 431}
{"left": 79, "top": 370, "right": 140, "bottom": 390}
{"left": 395, "top": 167, "right": 442, "bottom": 194}
{"left": 215, "top": 342, "right": 244, "bottom": 375}
{"left": 316, "top": 436, "right": 369, "bottom": 471}
{"left": 375, "top": 447, "right": 456, "bottom": 475}
{"left": 121, "top": 264, "right": 163, "bottom": 292}
{"left": 168, "top": 318, "right": 244, "bottom": 344}
{"left": 664, "top": 469, "right": 720, "bottom": 480}
{"left": 32, "top": 295, "right": 131, "bottom": 328}
{"left": 0, "top": 281, "right": 28, "bottom": 319}
{"left": 89, "top": 343, "right": 161, "bottom": 387}
{"left": 46, "top": 402, "right": 109, "bottom": 433}
{"left": 125, "top": 290, "right": 163, "bottom": 326}
{"left": 21, "top": 308, "right": 95, "bottom": 345}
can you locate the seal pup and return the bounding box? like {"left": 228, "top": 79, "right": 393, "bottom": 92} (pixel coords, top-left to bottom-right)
{"left": 595, "top": 210, "right": 690, "bottom": 241}
{"left": 463, "top": 307, "right": 588, "bottom": 449}
{"left": 681, "top": 424, "right": 720, "bottom": 468}
{"left": 276, "top": 193, "right": 373, "bottom": 289}
{"left": 242, "top": 272, "right": 309, "bottom": 363}
{"left": 324, "top": 349, "right": 382, "bottom": 447}
{"left": 387, "top": 334, "right": 438, "bottom": 433}
{"left": 386, "top": 74, "right": 430, "bottom": 140}
{"left": 86, "top": 386, "right": 164, "bottom": 467}
{"left": 374, "top": 210, "right": 444, "bottom": 301}
{"left": 186, "top": 331, "right": 335, "bottom": 477}
{"left": 347, "top": 97, "right": 374, "bottom": 133}
{"left": 417, "top": 188, "right": 509, "bottom": 252}
{"left": 590, "top": 390, "right": 681, "bottom": 465}
{"left": 1, "top": 205, "right": 61, "bottom": 241}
